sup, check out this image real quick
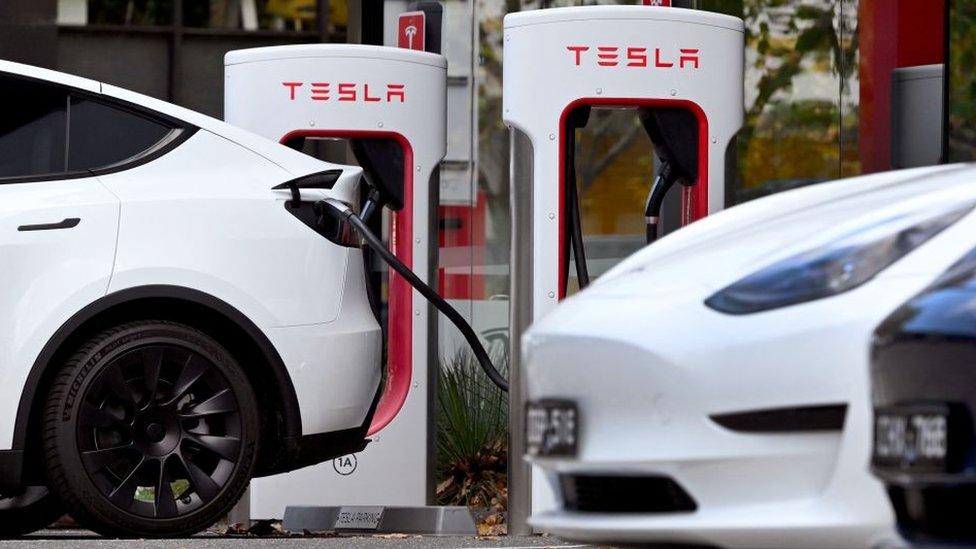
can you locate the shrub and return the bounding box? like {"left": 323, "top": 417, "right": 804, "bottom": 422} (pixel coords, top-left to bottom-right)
{"left": 435, "top": 347, "right": 509, "bottom": 512}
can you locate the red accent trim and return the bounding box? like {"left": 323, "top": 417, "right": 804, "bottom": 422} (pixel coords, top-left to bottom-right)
{"left": 279, "top": 129, "right": 414, "bottom": 437}
{"left": 557, "top": 97, "right": 709, "bottom": 300}
{"left": 858, "top": 0, "right": 945, "bottom": 173}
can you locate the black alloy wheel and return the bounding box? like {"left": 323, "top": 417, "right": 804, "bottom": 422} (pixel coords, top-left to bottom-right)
{"left": 43, "top": 321, "right": 259, "bottom": 537}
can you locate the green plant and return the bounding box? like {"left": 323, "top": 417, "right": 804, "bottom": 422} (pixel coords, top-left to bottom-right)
{"left": 435, "top": 348, "right": 509, "bottom": 511}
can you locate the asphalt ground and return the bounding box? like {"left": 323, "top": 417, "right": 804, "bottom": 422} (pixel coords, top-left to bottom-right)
{"left": 0, "top": 531, "right": 595, "bottom": 549}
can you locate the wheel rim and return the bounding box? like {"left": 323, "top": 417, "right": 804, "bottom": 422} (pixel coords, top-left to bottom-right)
{"left": 77, "top": 343, "right": 242, "bottom": 519}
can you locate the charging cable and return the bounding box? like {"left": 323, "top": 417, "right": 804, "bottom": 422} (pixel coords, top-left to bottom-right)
{"left": 644, "top": 161, "right": 677, "bottom": 244}
{"left": 317, "top": 199, "right": 510, "bottom": 393}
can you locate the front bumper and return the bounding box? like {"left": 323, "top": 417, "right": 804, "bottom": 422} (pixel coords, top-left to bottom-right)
{"left": 522, "top": 276, "right": 932, "bottom": 548}
{"left": 871, "top": 283, "right": 976, "bottom": 542}
{"left": 530, "top": 501, "right": 890, "bottom": 548}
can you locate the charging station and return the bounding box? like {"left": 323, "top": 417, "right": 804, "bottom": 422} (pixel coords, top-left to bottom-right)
{"left": 502, "top": 5, "right": 744, "bottom": 530}
{"left": 224, "top": 43, "right": 452, "bottom": 526}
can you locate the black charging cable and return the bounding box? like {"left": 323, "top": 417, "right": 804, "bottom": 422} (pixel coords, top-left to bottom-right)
{"left": 644, "top": 161, "right": 677, "bottom": 244}
{"left": 317, "top": 199, "right": 510, "bottom": 393}
{"left": 566, "top": 126, "right": 590, "bottom": 291}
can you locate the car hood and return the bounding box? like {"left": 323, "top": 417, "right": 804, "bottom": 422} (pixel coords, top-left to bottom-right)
{"left": 585, "top": 163, "right": 976, "bottom": 299}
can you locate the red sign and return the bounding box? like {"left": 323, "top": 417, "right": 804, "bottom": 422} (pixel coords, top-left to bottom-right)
{"left": 642, "top": 0, "right": 672, "bottom": 5}
{"left": 398, "top": 11, "right": 426, "bottom": 51}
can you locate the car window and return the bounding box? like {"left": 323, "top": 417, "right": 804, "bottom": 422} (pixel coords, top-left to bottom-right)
{"left": 67, "top": 96, "right": 176, "bottom": 172}
{"left": 0, "top": 75, "right": 68, "bottom": 178}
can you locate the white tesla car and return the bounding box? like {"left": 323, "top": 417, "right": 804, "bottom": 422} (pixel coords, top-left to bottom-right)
{"left": 523, "top": 164, "right": 976, "bottom": 548}
{"left": 0, "top": 61, "right": 381, "bottom": 537}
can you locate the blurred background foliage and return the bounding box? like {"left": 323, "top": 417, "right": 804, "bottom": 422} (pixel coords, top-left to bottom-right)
{"left": 948, "top": 0, "right": 976, "bottom": 162}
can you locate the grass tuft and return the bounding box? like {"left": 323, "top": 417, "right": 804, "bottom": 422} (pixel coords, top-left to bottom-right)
{"left": 435, "top": 347, "right": 509, "bottom": 518}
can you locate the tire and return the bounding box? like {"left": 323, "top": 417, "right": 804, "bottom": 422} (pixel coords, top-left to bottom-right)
{"left": 42, "top": 321, "right": 260, "bottom": 537}
{"left": 0, "top": 486, "right": 64, "bottom": 537}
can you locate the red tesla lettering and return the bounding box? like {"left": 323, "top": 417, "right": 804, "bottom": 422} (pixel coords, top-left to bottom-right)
{"left": 654, "top": 48, "right": 674, "bottom": 68}
{"left": 338, "top": 83, "right": 356, "bottom": 101}
{"left": 363, "top": 83, "right": 381, "bottom": 102}
{"left": 679, "top": 48, "right": 700, "bottom": 69}
{"left": 626, "top": 47, "right": 648, "bottom": 67}
{"left": 310, "top": 82, "right": 330, "bottom": 101}
{"left": 567, "top": 45, "right": 589, "bottom": 66}
{"left": 282, "top": 81, "right": 303, "bottom": 100}
{"left": 597, "top": 46, "right": 619, "bottom": 67}
{"left": 279, "top": 81, "right": 405, "bottom": 102}
{"left": 563, "top": 44, "right": 700, "bottom": 69}
{"left": 387, "top": 84, "right": 406, "bottom": 102}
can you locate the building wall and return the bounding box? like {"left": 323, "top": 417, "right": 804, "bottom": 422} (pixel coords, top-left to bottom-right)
{"left": 0, "top": 1, "right": 352, "bottom": 119}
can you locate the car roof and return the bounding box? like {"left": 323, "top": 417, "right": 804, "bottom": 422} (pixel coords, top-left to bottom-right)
{"left": 0, "top": 59, "right": 329, "bottom": 177}
{"left": 0, "top": 59, "right": 101, "bottom": 93}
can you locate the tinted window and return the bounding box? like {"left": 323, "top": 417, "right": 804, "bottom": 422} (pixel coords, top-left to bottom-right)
{"left": 0, "top": 75, "right": 67, "bottom": 178}
{"left": 67, "top": 97, "right": 174, "bottom": 171}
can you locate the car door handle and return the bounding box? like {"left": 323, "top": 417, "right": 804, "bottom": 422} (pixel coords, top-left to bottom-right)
{"left": 18, "top": 218, "right": 81, "bottom": 232}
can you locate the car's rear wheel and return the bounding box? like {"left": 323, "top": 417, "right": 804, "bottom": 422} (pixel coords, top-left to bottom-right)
{"left": 0, "top": 486, "right": 64, "bottom": 537}
{"left": 42, "top": 321, "right": 259, "bottom": 537}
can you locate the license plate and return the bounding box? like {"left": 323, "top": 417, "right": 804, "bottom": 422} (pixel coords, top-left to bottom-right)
{"left": 526, "top": 400, "right": 578, "bottom": 457}
{"left": 873, "top": 404, "right": 950, "bottom": 472}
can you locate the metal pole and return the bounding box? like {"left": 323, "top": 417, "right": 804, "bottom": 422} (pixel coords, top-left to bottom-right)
{"left": 507, "top": 129, "right": 535, "bottom": 535}
{"left": 168, "top": 0, "right": 183, "bottom": 104}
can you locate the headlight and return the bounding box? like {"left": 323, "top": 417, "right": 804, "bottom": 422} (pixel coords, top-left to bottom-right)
{"left": 705, "top": 204, "right": 974, "bottom": 314}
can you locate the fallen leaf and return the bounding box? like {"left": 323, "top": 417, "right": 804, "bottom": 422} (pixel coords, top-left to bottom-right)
{"left": 436, "top": 477, "right": 454, "bottom": 494}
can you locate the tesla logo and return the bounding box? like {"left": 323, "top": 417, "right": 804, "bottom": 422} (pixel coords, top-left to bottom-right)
{"left": 567, "top": 46, "right": 700, "bottom": 69}
{"left": 398, "top": 11, "right": 426, "bottom": 51}
{"left": 281, "top": 82, "right": 406, "bottom": 103}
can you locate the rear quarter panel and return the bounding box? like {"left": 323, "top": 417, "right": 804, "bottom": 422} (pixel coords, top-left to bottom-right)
{"left": 100, "top": 129, "right": 349, "bottom": 328}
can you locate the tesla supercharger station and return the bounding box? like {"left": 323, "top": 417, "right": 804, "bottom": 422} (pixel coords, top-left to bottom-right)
{"left": 224, "top": 44, "right": 446, "bottom": 521}
{"left": 502, "top": 6, "right": 744, "bottom": 531}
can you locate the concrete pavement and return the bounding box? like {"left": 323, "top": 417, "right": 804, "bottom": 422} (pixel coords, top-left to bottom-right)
{"left": 0, "top": 531, "right": 594, "bottom": 549}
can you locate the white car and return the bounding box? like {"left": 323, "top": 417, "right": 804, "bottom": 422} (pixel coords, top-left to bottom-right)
{"left": 0, "top": 61, "right": 381, "bottom": 537}
{"left": 523, "top": 164, "right": 976, "bottom": 548}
